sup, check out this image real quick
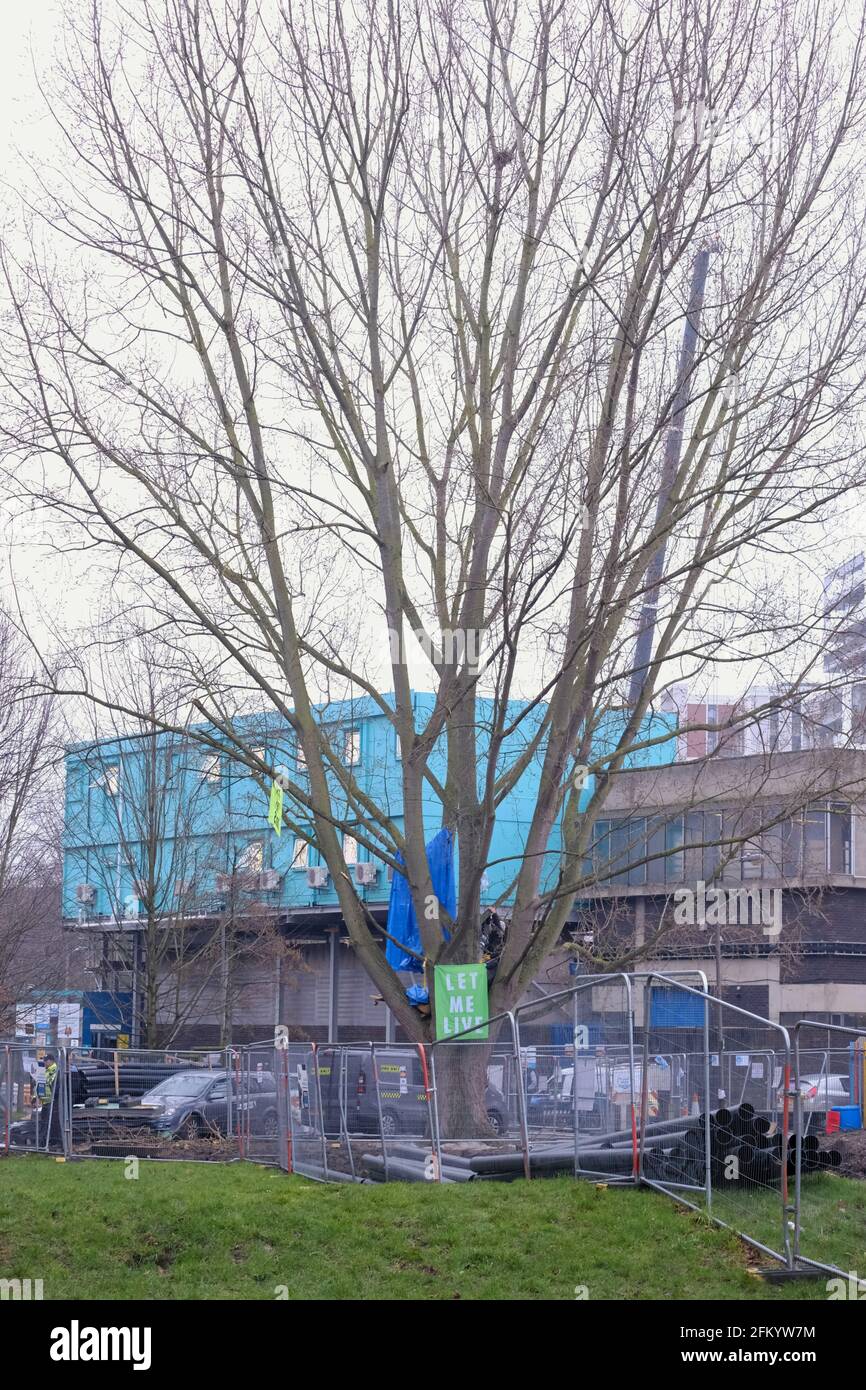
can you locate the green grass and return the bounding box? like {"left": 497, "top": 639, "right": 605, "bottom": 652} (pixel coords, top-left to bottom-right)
{"left": 706, "top": 1174, "right": 866, "bottom": 1276}
{"left": 0, "top": 1155, "right": 857, "bottom": 1300}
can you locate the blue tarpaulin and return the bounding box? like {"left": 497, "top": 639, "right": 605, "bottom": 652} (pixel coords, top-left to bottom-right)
{"left": 385, "top": 827, "right": 455, "bottom": 974}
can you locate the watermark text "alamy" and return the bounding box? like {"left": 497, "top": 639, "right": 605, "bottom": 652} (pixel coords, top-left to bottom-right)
{"left": 672, "top": 881, "right": 781, "bottom": 938}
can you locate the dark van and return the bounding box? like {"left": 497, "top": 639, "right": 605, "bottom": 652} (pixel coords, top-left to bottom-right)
{"left": 317, "top": 1047, "right": 508, "bottom": 1137}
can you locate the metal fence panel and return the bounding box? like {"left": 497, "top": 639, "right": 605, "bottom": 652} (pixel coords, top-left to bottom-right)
{"left": 61, "top": 1046, "right": 237, "bottom": 1161}
{"left": 638, "top": 974, "right": 794, "bottom": 1269}
{"left": 513, "top": 975, "right": 637, "bottom": 1181}
{"left": 792, "top": 1022, "right": 866, "bottom": 1283}
{"left": 316, "top": 1043, "right": 381, "bottom": 1181}
{"left": 280, "top": 1042, "right": 330, "bottom": 1180}
{"left": 235, "top": 1042, "right": 281, "bottom": 1164}
{"left": 1, "top": 1042, "right": 65, "bottom": 1153}
{"left": 429, "top": 1011, "right": 525, "bottom": 1182}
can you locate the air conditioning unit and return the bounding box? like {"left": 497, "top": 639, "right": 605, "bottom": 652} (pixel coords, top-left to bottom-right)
{"left": 354, "top": 862, "right": 378, "bottom": 886}
{"left": 215, "top": 873, "right": 233, "bottom": 893}
{"left": 76, "top": 884, "right": 96, "bottom": 905}
{"left": 306, "top": 866, "right": 329, "bottom": 889}
{"left": 258, "top": 869, "right": 282, "bottom": 891}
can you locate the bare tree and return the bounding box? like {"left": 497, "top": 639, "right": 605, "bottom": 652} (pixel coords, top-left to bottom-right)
{"left": 3, "top": 0, "right": 866, "bottom": 1125}
{"left": 0, "top": 613, "right": 71, "bottom": 1030}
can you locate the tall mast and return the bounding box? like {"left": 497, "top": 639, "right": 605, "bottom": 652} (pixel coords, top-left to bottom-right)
{"left": 628, "top": 244, "right": 716, "bottom": 706}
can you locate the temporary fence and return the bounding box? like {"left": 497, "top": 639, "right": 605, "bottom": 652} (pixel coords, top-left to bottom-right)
{"left": 638, "top": 973, "right": 796, "bottom": 1268}
{"left": 511, "top": 975, "right": 636, "bottom": 1182}
{"left": 427, "top": 1011, "right": 525, "bottom": 1180}
{"left": 1, "top": 1042, "right": 65, "bottom": 1154}
{"left": 63, "top": 1047, "right": 237, "bottom": 1161}
{"left": 0, "top": 1043, "right": 244, "bottom": 1161}
{"left": 792, "top": 1021, "right": 866, "bottom": 1284}
{"left": 234, "top": 1041, "right": 281, "bottom": 1165}
{"left": 4, "top": 980, "right": 865, "bottom": 1285}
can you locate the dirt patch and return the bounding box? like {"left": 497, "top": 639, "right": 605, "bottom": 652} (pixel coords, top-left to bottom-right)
{"left": 820, "top": 1129, "right": 866, "bottom": 1180}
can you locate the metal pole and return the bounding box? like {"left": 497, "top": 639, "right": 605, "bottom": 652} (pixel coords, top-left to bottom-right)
{"left": 226, "top": 1047, "right": 234, "bottom": 1149}
{"left": 233, "top": 1049, "right": 243, "bottom": 1159}
{"left": 509, "top": 1011, "right": 531, "bottom": 1180}
{"left": 337, "top": 1049, "right": 356, "bottom": 1180}
{"left": 60, "top": 1047, "right": 70, "bottom": 1158}
{"left": 638, "top": 979, "right": 652, "bottom": 1182}
{"left": 629, "top": 244, "right": 716, "bottom": 704}
{"left": 311, "top": 1043, "right": 329, "bottom": 1179}
{"left": 793, "top": 1026, "right": 803, "bottom": 1264}
{"left": 370, "top": 1042, "right": 388, "bottom": 1181}
{"left": 572, "top": 990, "right": 580, "bottom": 1178}
{"left": 702, "top": 976, "right": 712, "bottom": 1216}
{"left": 623, "top": 975, "right": 638, "bottom": 1182}
{"left": 427, "top": 1047, "right": 444, "bottom": 1183}
{"left": 282, "top": 1047, "right": 292, "bottom": 1173}
{"left": 782, "top": 1042, "right": 793, "bottom": 1269}
{"left": 413, "top": 1043, "right": 441, "bottom": 1183}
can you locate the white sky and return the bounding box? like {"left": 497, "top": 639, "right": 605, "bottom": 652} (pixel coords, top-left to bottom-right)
{"left": 1, "top": 2, "right": 865, "bottom": 728}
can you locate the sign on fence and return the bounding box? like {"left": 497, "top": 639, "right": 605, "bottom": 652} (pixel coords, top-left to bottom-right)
{"left": 433, "top": 964, "right": 489, "bottom": 1039}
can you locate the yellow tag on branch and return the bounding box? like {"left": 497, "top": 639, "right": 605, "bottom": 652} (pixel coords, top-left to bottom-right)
{"left": 268, "top": 779, "right": 283, "bottom": 835}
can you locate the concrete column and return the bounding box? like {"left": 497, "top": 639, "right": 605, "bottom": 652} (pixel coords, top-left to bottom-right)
{"left": 327, "top": 929, "right": 339, "bottom": 1042}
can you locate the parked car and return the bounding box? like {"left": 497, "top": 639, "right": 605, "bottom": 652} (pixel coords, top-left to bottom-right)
{"left": 776, "top": 1074, "right": 850, "bottom": 1108}
{"left": 132, "top": 1068, "right": 279, "bottom": 1140}
{"left": 795, "top": 1074, "right": 850, "bottom": 1108}
{"left": 316, "top": 1048, "right": 509, "bottom": 1137}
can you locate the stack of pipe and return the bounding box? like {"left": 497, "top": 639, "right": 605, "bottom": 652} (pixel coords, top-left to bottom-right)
{"left": 464, "top": 1103, "right": 845, "bottom": 1183}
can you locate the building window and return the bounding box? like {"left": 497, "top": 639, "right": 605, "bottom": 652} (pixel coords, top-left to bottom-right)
{"left": 342, "top": 834, "right": 358, "bottom": 865}
{"left": 593, "top": 819, "right": 611, "bottom": 880}
{"left": 201, "top": 753, "right": 222, "bottom": 784}
{"left": 237, "top": 841, "right": 263, "bottom": 874}
{"left": 295, "top": 739, "right": 306, "bottom": 771}
{"left": 803, "top": 807, "right": 826, "bottom": 874}
{"left": 99, "top": 765, "right": 119, "bottom": 796}
{"left": 608, "top": 819, "right": 633, "bottom": 885}
{"left": 664, "top": 816, "right": 685, "bottom": 882}
{"left": 593, "top": 818, "right": 650, "bottom": 885}
{"left": 741, "top": 839, "right": 763, "bottom": 878}
{"left": 291, "top": 837, "right": 309, "bottom": 869}
{"left": 700, "top": 810, "right": 723, "bottom": 882}
{"left": 829, "top": 802, "right": 852, "bottom": 874}
{"left": 344, "top": 729, "right": 361, "bottom": 766}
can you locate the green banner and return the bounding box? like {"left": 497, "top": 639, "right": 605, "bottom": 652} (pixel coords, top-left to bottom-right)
{"left": 268, "top": 779, "right": 283, "bottom": 835}
{"left": 434, "top": 964, "right": 489, "bottom": 1040}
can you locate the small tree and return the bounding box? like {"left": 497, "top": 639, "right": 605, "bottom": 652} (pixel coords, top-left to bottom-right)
{"left": 0, "top": 612, "right": 69, "bottom": 1030}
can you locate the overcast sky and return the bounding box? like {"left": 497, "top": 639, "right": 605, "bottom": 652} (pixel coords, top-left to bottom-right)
{"left": 2, "top": 2, "right": 865, "bottom": 726}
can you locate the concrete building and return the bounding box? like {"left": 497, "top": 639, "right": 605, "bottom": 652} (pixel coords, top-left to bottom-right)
{"left": 584, "top": 747, "right": 866, "bottom": 1032}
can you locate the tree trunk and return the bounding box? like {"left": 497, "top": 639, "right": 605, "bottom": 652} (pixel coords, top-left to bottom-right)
{"left": 432, "top": 1042, "right": 496, "bottom": 1142}
{"left": 144, "top": 919, "right": 159, "bottom": 1048}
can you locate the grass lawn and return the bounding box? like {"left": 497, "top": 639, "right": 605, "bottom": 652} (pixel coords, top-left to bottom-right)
{"left": 0, "top": 1154, "right": 856, "bottom": 1300}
